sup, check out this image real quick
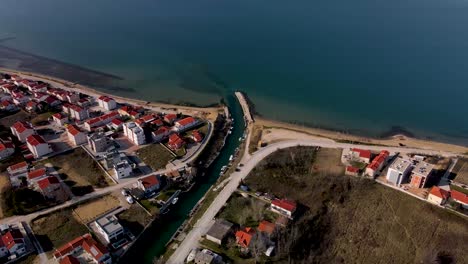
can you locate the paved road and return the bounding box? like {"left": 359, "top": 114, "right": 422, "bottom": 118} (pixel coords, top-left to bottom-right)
{"left": 167, "top": 138, "right": 462, "bottom": 263}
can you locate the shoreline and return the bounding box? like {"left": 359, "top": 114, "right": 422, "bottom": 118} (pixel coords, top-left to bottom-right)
{"left": 0, "top": 67, "right": 223, "bottom": 122}
{"left": 2, "top": 67, "right": 466, "bottom": 155}
{"left": 255, "top": 117, "right": 468, "bottom": 155}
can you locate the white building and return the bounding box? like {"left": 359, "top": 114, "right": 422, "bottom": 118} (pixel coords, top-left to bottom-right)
{"left": 26, "top": 135, "right": 52, "bottom": 158}
{"left": 11, "top": 121, "right": 35, "bottom": 143}
{"left": 386, "top": 157, "right": 412, "bottom": 186}
{"left": 123, "top": 122, "right": 145, "bottom": 145}
{"left": 69, "top": 104, "right": 89, "bottom": 121}
{"left": 270, "top": 199, "right": 297, "bottom": 219}
{"left": 87, "top": 132, "right": 112, "bottom": 153}
{"left": 67, "top": 125, "right": 87, "bottom": 146}
{"left": 52, "top": 113, "right": 68, "bottom": 127}
{"left": 173, "top": 117, "right": 200, "bottom": 133}
{"left": 95, "top": 215, "right": 124, "bottom": 244}
{"left": 97, "top": 96, "right": 117, "bottom": 111}
{"left": 113, "top": 160, "right": 133, "bottom": 179}
{"left": 0, "top": 228, "right": 27, "bottom": 259}
{"left": 151, "top": 126, "right": 171, "bottom": 142}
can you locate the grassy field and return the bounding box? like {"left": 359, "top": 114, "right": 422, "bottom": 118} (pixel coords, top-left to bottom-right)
{"left": 245, "top": 146, "right": 468, "bottom": 264}
{"left": 137, "top": 143, "right": 174, "bottom": 170}
{"left": 30, "top": 112, "right": 55, "bottom": 126}
{"left": 38, "top": 148, "right": 109, "bottom": 195}
{"left": 31, "top": 209, "right": 88, "bottom": 252}
{"left": 451, "top": 158, "right": 468, "bottom": 186}
{"left": 73, "top": 195, "right": 120, "bottom": 223}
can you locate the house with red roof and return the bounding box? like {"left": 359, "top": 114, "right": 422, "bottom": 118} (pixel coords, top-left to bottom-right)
{"left": 191, "top": 130, "right": 203, "bottom": 143}
{"left": 168, "top": 133, "right": 185, "bottom": 150}
{"left": 11, "top": 121, "right": 35, "bottom": 143}
{"left": 12, "top": 92, "right": 30, "bottom": 105}
{"left": 45, "top": 96, "right": 62, "bottom": 107}
{"left": 108, "top": 118, "right": 123, "bottom": 130}
{"left": 65, "top": 92, "right": 80, "bottom": 104}
{"left": 163, "top": 113, "right": 178, "bottom": 125}
{"left": 52, "top": 113, "right": 68, "bottom": 126}
{"left": 7, "top": 161, "right": 28, "bottom": 176}
{"left": 152, "top": 126, "right": 171, "bottom": 143}
{"left": 365, "top": 150, "right": 390, "bottom": 177}
{"left": 271, "top": 199, "right": 297, "bottom": 218}
{"left": 59, "top": 255, "right": 80, "bottom": 264}
{"left": 32, "top": 91, "right": 49, "bottom": 102}
{"left": 0, "top": 228, "right": 26, "bottom": 258}
{"left": 29, "top": 83, "right": 48, "bottom": 93}
{"left": 451, "top": 190, "right": 468, "bottom": 209}
{"left": 150, "top": 118, "right": 163, "bottom": 127}
{"left": 235, "top": 227, "right": 256, "bottom": 248}
{"left": 18, "top": 79, "right": 37, "bottom": 90}
{"left": 26, "top": 134, "right": 52, "bottom": 158}
{"left": 1, "top": 83, "right": 17, "bottom": 94}
{"left": 345, "top": 166, "right": 360, "bottom": 176}
{"left": 135, "top": 114, "right": 158, "bottom": 127}
{"left": 427, "top": 186, "right": 450, "bottom": 206}
{"left": 53, "top": 233, "right": 112, "bottom": 264}
{"left": 0, "top": 141, "right": 14, "bottom": 160}
{"left": 118, "top": 105, "right": 143, "bottom": 118}
{"left": 0, "top": 100, "right": 17, "bottom": 112}
{"left": 84, "top": 111, "right": 120, "bottom": 131}
{"left": 67, "top": 125, "right": 87, "bottom": 146}
{"left": 174, "top": 117, "right": 200, "bottom": 133}
{"left": 68, "top": 104, "right": 89, "bottom": 121}
{"left": 257, "top": 220, "right": 276, "bottom": 235}
{"left": 350, "top": 148, "right": 372, "bottom": 163}
{"left": 25, "top": 101, "right": 38, "bottom": 112}
{"left": 27, "top": 168, "right": 47, "bottom": 183}
{"left": 36, "top": 176, "right": 67, "bottom": 201}
{"left": 98, "top": 96, "right": 117, "bottom": 111}
{"left": 137, "top": 175, "right": 161, "bottom": 194}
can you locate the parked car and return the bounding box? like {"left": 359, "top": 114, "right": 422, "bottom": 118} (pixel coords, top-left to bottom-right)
{"left": 126, "top": 196, "right": 134, "bottom": 204}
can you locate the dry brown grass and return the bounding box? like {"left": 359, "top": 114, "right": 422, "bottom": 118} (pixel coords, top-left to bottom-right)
{"left": 452, "top": 158, "right": 468, "bottom": 185}
{"left": 73, "top": 195, "right": 120, "bottom": 223}
{"left": 0, "top": 174, "right": 11, "bottom": 219}
{"left": 314, "top": 148, "right": 345, "bottom": 175}
{"left": 245, "top": 146, "right": 468, "bottom": 264}
{"left": 0, "top": 110, "right": 32, "bottom": 128}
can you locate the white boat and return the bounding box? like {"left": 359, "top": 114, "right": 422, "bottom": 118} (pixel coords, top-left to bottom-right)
{"left": 172, "top": 197, "right": 179, "bottom": 204}
{"left": 229, "top": 155, "right": 234, "bottom": 161}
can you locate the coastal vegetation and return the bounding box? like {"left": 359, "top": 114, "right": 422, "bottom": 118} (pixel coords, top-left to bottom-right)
{"left": 136, "top": 144, "right": 174, "bottom": 170}
{"left": 244, "top": 146, "right": 468, "bottom": 264}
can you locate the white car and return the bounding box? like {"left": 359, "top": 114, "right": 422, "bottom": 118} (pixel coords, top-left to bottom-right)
{"left": 121, "top": 189, "right": 129, "bottom": 196}
{"left": 126, "top": 196, "right": 134, "bottom": 204}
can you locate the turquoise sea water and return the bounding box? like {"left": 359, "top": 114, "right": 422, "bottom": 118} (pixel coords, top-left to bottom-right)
{"left": 1, "top": 0, "right": 468, "bottom": 144}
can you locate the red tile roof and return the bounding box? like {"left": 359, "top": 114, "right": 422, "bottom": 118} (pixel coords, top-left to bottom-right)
{"left": 235, "top": 227, "right": 255, "bottom": 248}
{"left": 164, "top": 113, "right": 177, "bottom": 122}
{"left": 54, "top": 233, "right": 108, "bottom": 262}
{"left": 37, "top": 176, "right": 60, "bottom": 190}
{"left": 429, "top": 186, "right": 450, "bottom": 200}
{"left": 28, "top": 168, "right": 46, "bottom": 180}
{"left": 111, "top": 118, "right": 123, "bottom": 126}
{"left": 168, "top": 133, "right": 185, "bottom": 149}
{"left": 8, "top": 161, "right": 28, "bottom": 171}
{"left": 140, "top": 175, "right": 160, "bottom": 189}
{"left": 26, "top": 134, "right": 47, "bottom": 146}
{"left": 271, "top": 199, "right": 297, "bottom": 213}
{"left": 451, "top": 190, "right": 468, "bottom": 205}
{"left": 12, "top": 121, "right": 33, "bottom": 134}
{"left": 98, "top": 95, "right": 114, "bottom": 103}
{"left": 366, "top": 150, "right": 389, "bottom": 171}
{"left": 176, "top": 117, "right": 196, "bottom": 127}
{"left": 67, "top": 125, "right": 82, "bottom": 136}
{"left": 153, "top": 126, "right": 170, "bottom": 136}
{"left": 258, "top": 220, "right": 275, "bottom": 235}
{"left": 53, "top": 113, "right": 66, "bottom": 119}
{"left": 0, "top": 142, "right": 14, "bottom": 151}
{"left": 1, "top": 229, "right": 24, "bottom": 250}
{"left": 191, "top": 130, "right": 203, "bottom": 142}
{"left": 351, "top": 148, "right": 371, "bottom": 159}
{"left": 346, "top": 166, "right": 360, "bottom": 173}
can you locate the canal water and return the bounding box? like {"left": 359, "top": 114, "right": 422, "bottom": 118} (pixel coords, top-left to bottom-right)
{"left": 128, "top": 93, "right": 245, "bottom": 263}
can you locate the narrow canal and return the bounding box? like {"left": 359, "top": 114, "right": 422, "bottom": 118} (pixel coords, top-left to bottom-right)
{"left": 126, "top": 93, "right": 246, "bottom": 263}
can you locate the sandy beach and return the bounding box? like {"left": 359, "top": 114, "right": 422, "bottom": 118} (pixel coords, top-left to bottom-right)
{"left": 255, "top": 118, "right": 468, "bottom": 155}
{"left": 0, "top": 67, "right": 222, "bottom": 122}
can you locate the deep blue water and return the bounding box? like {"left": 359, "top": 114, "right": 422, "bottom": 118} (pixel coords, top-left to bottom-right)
{"left": 1, "top": 0, "right": 468, "bottom": 144}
